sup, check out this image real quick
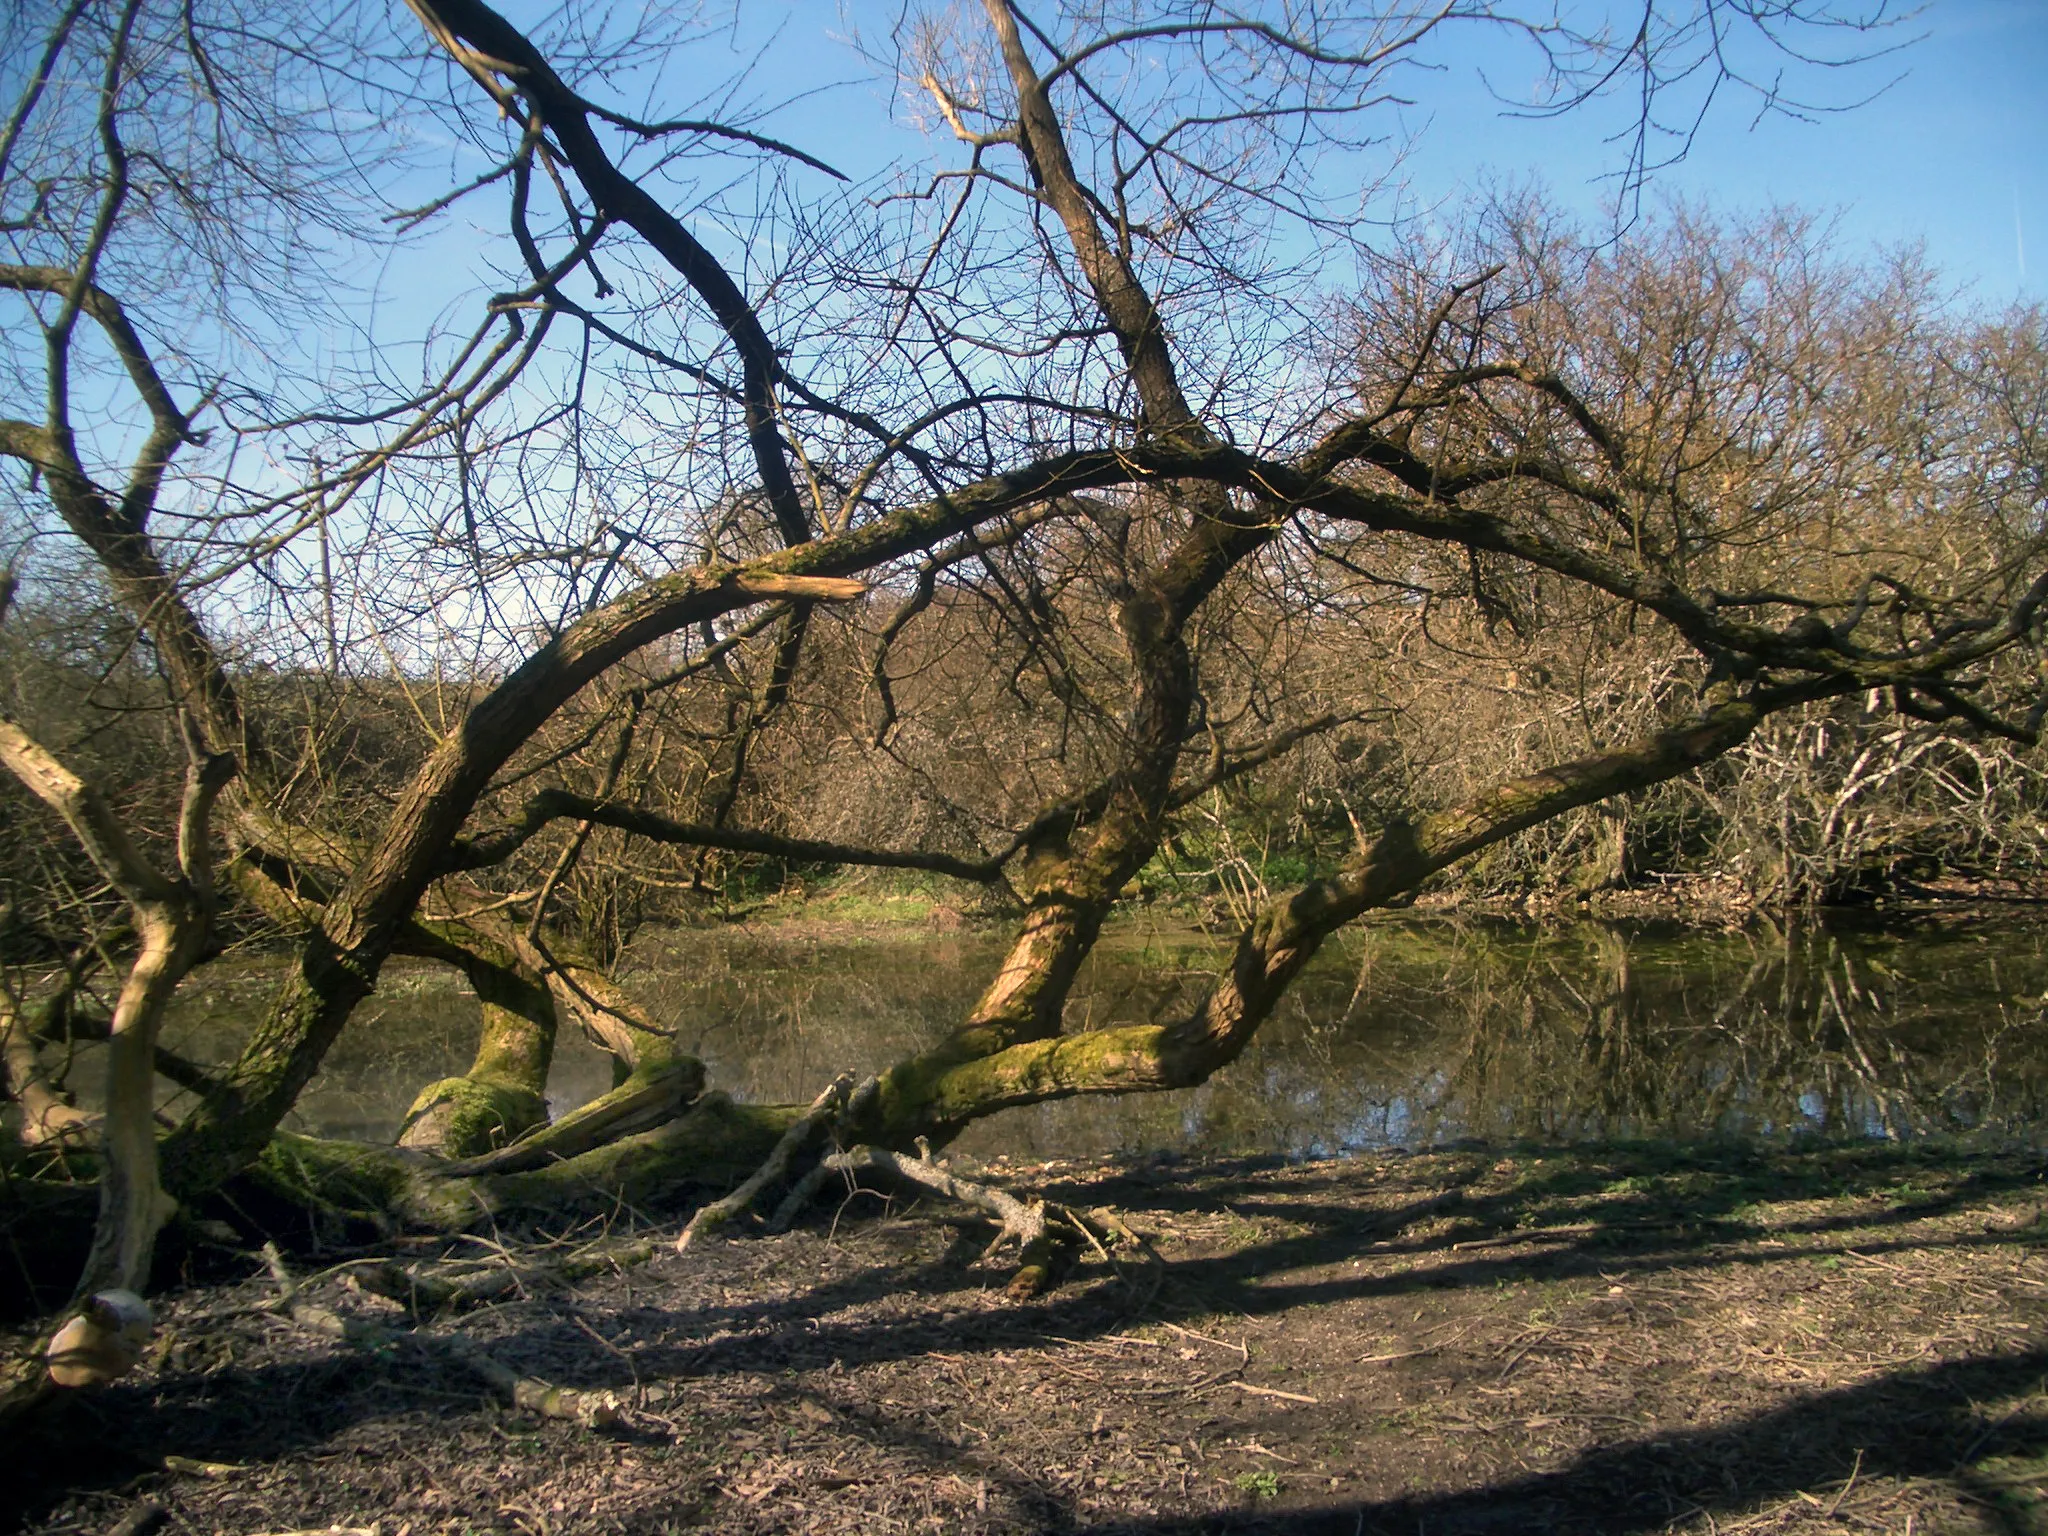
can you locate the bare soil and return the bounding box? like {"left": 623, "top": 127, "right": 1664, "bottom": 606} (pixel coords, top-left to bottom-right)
{"left": 8, "top": 1141, "right": 2048, "bottom": 1536}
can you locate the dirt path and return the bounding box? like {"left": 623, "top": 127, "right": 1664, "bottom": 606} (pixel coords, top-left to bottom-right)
{"left": 9, "top": 1142, "right": 2048, "bottom": 1535}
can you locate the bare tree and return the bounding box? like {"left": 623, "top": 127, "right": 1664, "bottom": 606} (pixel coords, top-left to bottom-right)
{"left": 1, "top": 0, "right": 2041, "bottom": 1401}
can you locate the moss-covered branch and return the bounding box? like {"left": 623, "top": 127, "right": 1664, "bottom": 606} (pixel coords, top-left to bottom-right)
{"left": 851, "top": 684, "right": 1833, "bottom": 1143}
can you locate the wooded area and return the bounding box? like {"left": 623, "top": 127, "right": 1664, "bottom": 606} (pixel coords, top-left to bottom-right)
{"left": 1, "top": 0, "right": 2043, "bottom": 1424}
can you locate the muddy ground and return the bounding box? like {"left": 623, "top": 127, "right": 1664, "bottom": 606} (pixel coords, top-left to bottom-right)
{"left": 7, "top": 1141, "right": 2048, "bottom": 1535}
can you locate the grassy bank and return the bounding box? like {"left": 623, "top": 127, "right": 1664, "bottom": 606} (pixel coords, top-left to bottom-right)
{"left": 8, "top": 1138, "right": 2047, "bottom": 1534}
{"left": 690, "top": 862, "right": 2048, "bottom": 937}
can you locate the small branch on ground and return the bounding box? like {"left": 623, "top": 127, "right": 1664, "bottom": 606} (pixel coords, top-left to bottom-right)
{"left": 103, "top": 1503, "right": 169, "bottom": 1536}
{"left": 259, "top": 1242, "right": 620, "bottom": 1428}
{"left": 347, "top": 1236, "right": 658, "bottom": 1317}
{"left": 784, "top": 1143, "right": 1150, "bottom": 1300}
{"left": 435, "top": 1330, "right": 621, "bottom": 1429}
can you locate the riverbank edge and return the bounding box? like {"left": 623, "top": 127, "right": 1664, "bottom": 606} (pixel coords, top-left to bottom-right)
{"left": 696, "top": 866, "right": 2048, "bottom": 937}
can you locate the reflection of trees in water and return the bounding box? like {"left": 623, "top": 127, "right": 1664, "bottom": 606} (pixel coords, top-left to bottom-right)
{"left": 631, "top": 933, "right": 1000, "bottom": 1105}
{"left": 931, "top": 921, "right": 2048, "bottom": 1158}
{"left": 1320, "top": 921, "right": 2048, "bottom": 1150}
{"left": 1709, "top": 926, "right": 2046, "bottom": 1142}
{"left": 135, "top": 924, "right": 2048, "bottom": 1156}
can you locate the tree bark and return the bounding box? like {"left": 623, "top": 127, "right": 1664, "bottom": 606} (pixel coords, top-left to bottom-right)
{"left": 0, "top": 716, "right": 230, "bottom": 1298}
{"left": 0, "top": 981, "right": 93, "bottom": 1148}
{"left": 398, "top": 956, "right": 555, "bottom": 1158}
{"left": 242, "top": 1092, "right": 797, "bottom": 1231}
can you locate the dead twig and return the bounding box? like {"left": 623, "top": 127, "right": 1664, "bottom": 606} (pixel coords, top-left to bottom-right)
{"left": 1231, "top": 1381, "right": 1320, "bottom": 1404}
{"left": 1163, "top": 1321, "right": 1249, "bottom": 1362}
{"left": 259, "top": 1242, "right": 620, "bottom": 1429}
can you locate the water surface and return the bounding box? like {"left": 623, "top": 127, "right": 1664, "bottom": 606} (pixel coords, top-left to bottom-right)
{"left": 138, "top": 915, "right": 2048, "bottom": 1157}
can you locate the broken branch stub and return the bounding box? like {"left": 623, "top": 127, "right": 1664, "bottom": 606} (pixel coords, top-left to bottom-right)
{"left": 730, "top": 573, "right": 866, "bottom": 601}
{"left": 45, "top": 1289, "right": 153, "bottom": 1388}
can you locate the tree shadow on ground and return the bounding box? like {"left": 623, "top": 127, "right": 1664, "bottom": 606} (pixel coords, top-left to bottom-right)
{"left": 308, "top": 1153, "right": 2034, "bottom": 1412}
{"left": 1059, "top": 1346, "right": 2048, "bottom": 1534}
{"left": 5, "top": 1140, "right": 2043, "bottom": 1532}
{"left": 724, "top": 1337, "right": 2048, "bottom": 1535}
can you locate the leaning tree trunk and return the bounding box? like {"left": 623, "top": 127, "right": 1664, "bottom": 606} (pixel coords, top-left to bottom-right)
{"left": 399, "top": 955, "right": 555, "bottom": 1157}
{"left": 0, "top": 715, "right": 234, "bottom": 1301}
{"left": 0, "top": 704, "right": 235, "bottom": 1419}
{"left": 840, "top": 690, "right": 1800, "bottom": 1148}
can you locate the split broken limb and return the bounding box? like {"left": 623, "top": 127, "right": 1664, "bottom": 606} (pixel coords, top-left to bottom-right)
{"left": 808, "top": 1143, "right": 1073, "bottom": 1299}
{"left": 691, "top": 1107, "right": 1157, "bottom": 1301}
{"left": 674, "top": 1073, "right": 868, "bottom": 1251}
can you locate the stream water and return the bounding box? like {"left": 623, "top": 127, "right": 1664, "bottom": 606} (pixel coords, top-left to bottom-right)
{"left": 131, "top": 913, "right": 2048, "bottom": 1160}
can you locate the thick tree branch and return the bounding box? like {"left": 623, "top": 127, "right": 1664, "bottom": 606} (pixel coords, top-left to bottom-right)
{"left": 0, "top": 720, "right": 178, "bottom": 911}
{"left": 0, "top": 262, "right": 202, "bottom": 527}
{"left": 449, "top": 791, "right": 1008, "bottom": 884}
{"left": 407, "top": 0, "right": 815, "bottom": 550}
{"left": 852, "top": 678, "right": 1852, "bottom": 1142}
{"left": 0, "top": 976, "right": 94, "bottom": 1147}
{"left": 981, "top": 0, "right": 1200, "bottom": 436}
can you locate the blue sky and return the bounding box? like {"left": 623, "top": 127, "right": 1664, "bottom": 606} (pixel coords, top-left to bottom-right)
{"left": 1386, "top": 0, "right": 2046, "bottom": 304}
{"left": 740, "top": 0, "right": 2045, "bottom": 306}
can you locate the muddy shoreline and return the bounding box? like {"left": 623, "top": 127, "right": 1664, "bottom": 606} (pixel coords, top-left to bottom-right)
{"left": 8, "top": 1140, "right": 2048, "bottom": 1535}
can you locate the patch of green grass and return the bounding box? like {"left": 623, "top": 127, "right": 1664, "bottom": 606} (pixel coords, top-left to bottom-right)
{"left": 1234, "top": 1470, "right": 1281, "bottom": 1499}
{"left": 1603, "top": 1174, "right": 1656, "bottom": 1196}
{"left": 784, "top": 888, "right": 941, "bottom": 923}
{"left": 1222, "top": 1212, "right": 1265, "bottom": 1248}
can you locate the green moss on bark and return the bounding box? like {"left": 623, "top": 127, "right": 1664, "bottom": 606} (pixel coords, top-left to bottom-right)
{"left": 231, "top": 1093, "right": 801, "bottom": 1235}
{"left": 399, "top": 1075, "right": 549, "bottom": 1159}
{"left": 482, "top": 1093, "right": 798, "bottom": 1212}
{"left": 249, "top": 1131, "right": 484, "bottom": 1231}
